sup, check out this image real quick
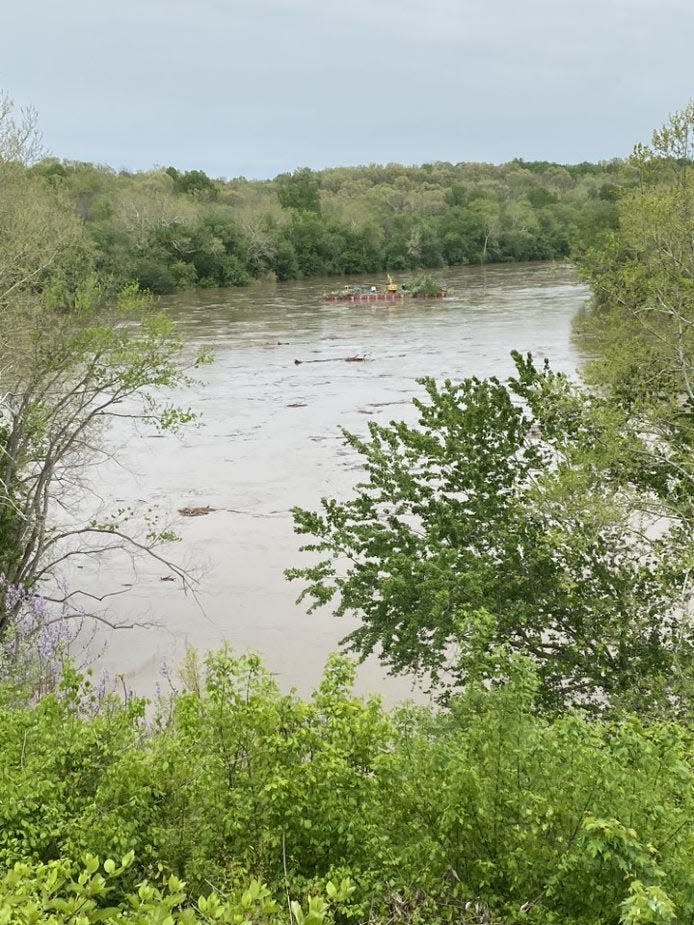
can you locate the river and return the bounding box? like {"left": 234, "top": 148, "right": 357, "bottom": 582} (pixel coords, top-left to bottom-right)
{"left": 74, "top": 262, "right": 590, "bottom": 701}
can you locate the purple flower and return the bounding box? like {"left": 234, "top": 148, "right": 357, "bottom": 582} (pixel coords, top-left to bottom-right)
{"left": 0, "top": 575, "right": 103, "bottom": 706}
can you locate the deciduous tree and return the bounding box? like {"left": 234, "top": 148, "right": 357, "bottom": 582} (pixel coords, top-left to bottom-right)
{"left": 288, "top": 354, "right": 693, "bottom": 713}
{"left": 0, "top": 92, "right": 207, "bottom": 631}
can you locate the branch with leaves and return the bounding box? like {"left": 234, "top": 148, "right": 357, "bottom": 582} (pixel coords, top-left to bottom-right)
{"left": 288, "top": 353, "right": 694, "bottom": 713}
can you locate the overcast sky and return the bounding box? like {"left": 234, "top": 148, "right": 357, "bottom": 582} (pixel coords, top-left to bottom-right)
{"left": 2, "top": 0, "right": 692, "bottom": 179}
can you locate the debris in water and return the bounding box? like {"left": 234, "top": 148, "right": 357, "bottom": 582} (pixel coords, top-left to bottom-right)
{"left": 179, "top": 505, "right": 217, "bottom": 517}
{"left": 294, "top": 354, "right": 367, "bottom": 365}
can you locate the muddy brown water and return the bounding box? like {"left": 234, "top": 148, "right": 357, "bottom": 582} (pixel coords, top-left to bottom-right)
{"left": 71, "top": 262, "right": 589, "bottom": 702}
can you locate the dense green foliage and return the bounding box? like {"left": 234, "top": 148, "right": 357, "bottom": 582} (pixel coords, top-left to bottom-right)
{"left": 0, "top": 651, "right": 693, "bottom": 924}
{"left": 0, "top": 851, "right": 352, "bottom": 925}
{"left": 288, "top": 352, "right": 694, "bottom": 714}
{"left": 577, "top": 104, "right": 694, "bottom": 541}
{"left": 22, "top": 156, "right": 627, "bottom": 294}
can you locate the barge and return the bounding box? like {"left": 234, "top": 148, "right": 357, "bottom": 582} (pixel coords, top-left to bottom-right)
{"left": 323, "top": 274, "right": 448, "bottom": 303}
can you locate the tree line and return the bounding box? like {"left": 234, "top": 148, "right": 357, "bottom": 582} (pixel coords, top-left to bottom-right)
{"left": 27, "top": 154, "right": 625, "bottom": 294}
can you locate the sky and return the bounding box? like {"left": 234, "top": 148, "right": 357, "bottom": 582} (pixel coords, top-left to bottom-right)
{"left": 2, "top": 0, "right": 692, "bottom": 180}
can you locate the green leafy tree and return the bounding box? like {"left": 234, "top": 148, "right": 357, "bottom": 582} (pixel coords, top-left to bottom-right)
{"left": 0, "top": 282, "right": 208, "bottom": 626}
{"left": 287, "top": 354, "right": 693, "bottom": 712}
{"left": 165, "top": 165, "right": 218, "bottom": 199}
{"left": 0, "top": 91, "right": 207, "bottom": 629}
{"left": 277, "top": 167, "right": 322, "bottom": 214}
{"left": 578, "top": 103, "right": 694, "bottom": 542}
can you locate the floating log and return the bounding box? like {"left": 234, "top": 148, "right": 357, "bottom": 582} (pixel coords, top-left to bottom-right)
{"left": 294, "top": 355, "right": 366, "bottom": 365}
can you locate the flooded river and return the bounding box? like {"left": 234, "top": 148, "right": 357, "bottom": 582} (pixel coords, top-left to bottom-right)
{"left": 78, "top": 262, "right": 589, "bottom": 701}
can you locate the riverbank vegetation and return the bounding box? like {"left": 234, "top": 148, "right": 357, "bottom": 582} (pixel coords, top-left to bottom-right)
{"left": 2, "top": 89, "right": 694, "bottom": 923}
{"left": 2, "top": 652, "right": 693, "bottom": 924}
{"left": 26, "top": 152, "right": 626, "bottom": 294}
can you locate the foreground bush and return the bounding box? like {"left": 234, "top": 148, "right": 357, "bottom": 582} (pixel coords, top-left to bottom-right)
{"left": 0, "top": 853, "right": 352, "bottom": 924}
{"left": 0, "top": 651, "right": 693, "bottom": 923}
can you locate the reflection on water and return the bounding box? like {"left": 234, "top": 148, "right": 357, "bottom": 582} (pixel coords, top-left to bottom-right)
{"left": 73, "top": 262, "right": 589, "bottom": 702}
